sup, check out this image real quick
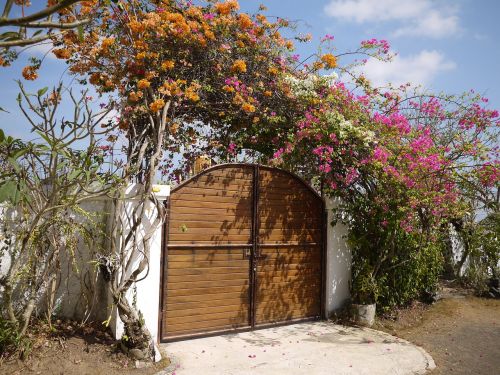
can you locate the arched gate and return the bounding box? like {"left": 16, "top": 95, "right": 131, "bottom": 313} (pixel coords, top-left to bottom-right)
{"left": 160, "top": 164, "right": 325, "bottom": 341}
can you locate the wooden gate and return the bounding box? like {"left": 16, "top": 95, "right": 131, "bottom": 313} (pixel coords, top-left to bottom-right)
{"left": 160, "top": 164, "right": 324, "bottom": 341}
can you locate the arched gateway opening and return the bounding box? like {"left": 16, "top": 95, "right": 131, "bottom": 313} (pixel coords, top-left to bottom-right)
{"left": 160, "top": 164, "right": 325, "bottom": 341}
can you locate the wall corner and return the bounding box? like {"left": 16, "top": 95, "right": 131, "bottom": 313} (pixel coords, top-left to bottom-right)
{"left": 324, "top": 197, "right": 351, "bottom": 317}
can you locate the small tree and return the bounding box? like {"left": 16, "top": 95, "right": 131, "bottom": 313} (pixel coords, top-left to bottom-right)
{"left": 0, "top": 83, "right": 118, "bottom": 348}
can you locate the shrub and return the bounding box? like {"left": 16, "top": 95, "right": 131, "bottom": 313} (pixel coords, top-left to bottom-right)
{"left": 460, "top": 212, "right": 499, "bottom": 294}
{"left": 347, "top": 207, "right": 444, "bottom": 312}
{"left": 376, "top": 239, "right": 443, "bottom": 310}
{"left": 0, "top": 318, "right": 31, "bottom": 359}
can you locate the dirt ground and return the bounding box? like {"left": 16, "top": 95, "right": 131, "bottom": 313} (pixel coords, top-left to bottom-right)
{"left": 2, "top": 288, "right": 498, "bottom": 375}
{"left": 0, "top": 321, "right": 170, "bottom": 375}
{"left": 375, "top": 288, "right": 500, "bottom": 375}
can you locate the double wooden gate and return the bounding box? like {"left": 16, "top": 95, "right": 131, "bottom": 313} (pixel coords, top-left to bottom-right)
{"left": 160, "top": 164, "right": 325, "bottom": 341}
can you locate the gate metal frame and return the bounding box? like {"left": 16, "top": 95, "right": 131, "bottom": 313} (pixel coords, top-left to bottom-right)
{"left": 158, "top": 163, "right": 326, "bottom": 343}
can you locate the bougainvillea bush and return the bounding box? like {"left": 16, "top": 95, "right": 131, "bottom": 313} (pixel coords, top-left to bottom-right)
{"left": 270, "top": 63, "right": 499, "bottom": 307}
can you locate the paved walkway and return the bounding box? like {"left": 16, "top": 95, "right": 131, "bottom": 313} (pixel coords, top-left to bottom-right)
{"left": 160, "top": 321, "right": 435, "bottom": 375}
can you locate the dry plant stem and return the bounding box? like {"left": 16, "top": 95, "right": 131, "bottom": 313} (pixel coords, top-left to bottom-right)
{"left": 108, "top": 100, "right": 170, "bottom": 353}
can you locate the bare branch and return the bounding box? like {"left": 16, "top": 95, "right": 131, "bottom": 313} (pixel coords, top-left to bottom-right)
{"left": 0, "top": 34, "right": 50, "bottom": 48}
{"left": 23, "top": 18, "right": 90, "bottom": 30}
{"left": 0, "top": 0, "right": 82, "bottom": 27}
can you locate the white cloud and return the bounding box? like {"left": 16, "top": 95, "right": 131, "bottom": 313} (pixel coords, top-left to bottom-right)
{"left": 324, "top": 0, "right": 461, "bottom": 38}
{"left": 355, "top": 50, "right": 456, "bottom": 87}
{"left": 392, "top": 11, "right": 459, "bottom": 38}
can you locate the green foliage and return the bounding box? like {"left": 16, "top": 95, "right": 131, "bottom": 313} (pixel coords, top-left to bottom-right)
{"left": 350, "top": 261, "right": 379, "bottom": 304}
{"left": 376, "top": 240, "right": 443, "bottom": 311}
{"left": 461, "top": 212, "right": 500, "bottom": 293}
{"left": 0, "top": 318, "right": 31, "bottom": 359}
{"left": 0, "top": 130, "right": 29, "bottom": 204}
{"left": 346, "top": 203, "right": 444, "bottom": 311}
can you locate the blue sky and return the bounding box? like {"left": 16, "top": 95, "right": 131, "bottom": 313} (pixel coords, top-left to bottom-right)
{"left": 1, "top": 0, "right": 499, "bottom": 141}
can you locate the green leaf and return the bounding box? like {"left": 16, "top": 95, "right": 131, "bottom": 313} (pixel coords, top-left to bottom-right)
{"left": 7, "top": 157, "right": 21, "bottom": 173}
{"left": 37, "top": 87, "right": 48, "bottom": 97}
{"left": 11, "top": 147, "right": 29, "bottom": 159}
{"left": 35, "top": 130, "right": 54, "bottom": 146}
{"left": 0, "top": 31, "right": 20, "bottom": 41}
{"left": 0, "top": 180, "right": 20, "bottom": 204}
{"left": 77, "top": 25, "right": 84, "bottom": 42}
{"left": 67, "top": 170, "right": 82, "bottom": 181}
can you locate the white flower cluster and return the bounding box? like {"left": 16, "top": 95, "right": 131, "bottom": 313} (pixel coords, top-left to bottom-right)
{"left": 283, "top": 72, "right": 374, "bottom": 146}
{"left": 283, "top": 72, "right": 338, "bottom": 99}
{"left": 325, "top": 109, "right": 375, "bottom": 146}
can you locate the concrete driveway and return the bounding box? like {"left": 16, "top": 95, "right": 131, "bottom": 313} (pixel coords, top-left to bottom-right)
{"left": 160, "top": 321, "right": 435, "bottom": 375}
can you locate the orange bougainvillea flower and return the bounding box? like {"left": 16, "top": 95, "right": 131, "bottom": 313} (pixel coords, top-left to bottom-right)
{"left": 137, "top": 79, "right": 151, "bottom": 89}
{"left": 22, "top": 65, "right": 38, "bottom": 80}
{"left": 242, "top": 103, "right": 256, "bottom": 113}
{"left": 215, "top": 0, "right": 239, "bottom": 15}
{"left": 150, "top": 98, "right": 165, "bottom": 112}
{"left": 52, "top": 48, "right": 72, "bottom": 59}
{"left": 321, "top": 53, "right": 337, "bottom": 69}
{"left": 185, "top": 90, "right": 200, "bottom": 102}
{"left": 101, "top": 37, "right": 115, "bottom": 49}
{"left": 264, "top": 90, "right": 272, "bottom": 97}
{"left": 128, "top": 91, "right": 143, "bottom": 102}
{"left": 161, "top": 60, "right": 175, "bottom": 70}
{"left": 204, "top": 30, "right": 215, "bottom": 40}
{"left": 268, "top": 67, "right": 279, "bottom": 75}
{"left": 89, "top": 73, "right": 101, "bottom": 85}
{"left": 231, "top": 59, "right": 247, "bottom": 73}
{"left": 128, "top": 20, "right": 145, "bottom": 34}
{"left": 232, "top": 93, "right": 244, "bottom": 105}
{"left": 313, "top": 61, "right": 324, "bottom": 70}
{"left": 238, "top": 13, "right": 253, "bottom": 29}
{"left": 169, "top": 121, "right": 180, "bottom": 134}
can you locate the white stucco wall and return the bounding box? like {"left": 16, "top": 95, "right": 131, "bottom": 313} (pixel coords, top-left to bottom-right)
{"left": 55, "top": 198, "right": 110, "bottom": 322}
{"left": 324, "top": 197, "right": 351, "bottom": 316}
{"left": 0, "top": 199, "right": 111, "bottom": 323}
